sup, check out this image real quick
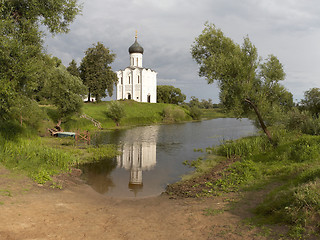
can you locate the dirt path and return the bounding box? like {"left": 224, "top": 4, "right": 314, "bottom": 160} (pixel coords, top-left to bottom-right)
{"left": 0, "top": 167, "right": 282, "bottom": 240}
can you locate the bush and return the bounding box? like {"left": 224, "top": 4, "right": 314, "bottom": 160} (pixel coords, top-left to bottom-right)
{"left": 162, "top": 106, "right": 188, "bottom": 122}
{"left": 106, "top": 101, "right": 125, "bottom": 126}
{"left": 189, "top": 106, "right": 202, "bottom": 120}
{"left": 285, "top": 109, "right": 320, "bottom": 135}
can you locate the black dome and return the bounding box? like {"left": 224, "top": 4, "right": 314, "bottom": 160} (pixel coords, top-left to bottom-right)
{"left": 129, "top": 39, "right": 144, "bottom": 54}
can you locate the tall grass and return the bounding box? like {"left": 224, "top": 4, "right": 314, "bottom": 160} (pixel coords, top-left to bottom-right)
{"left": 0, "top": 137, "right": 77, "bottom": 184}
{"left": 202, "top": 130, "right": 320, "bottom": 236}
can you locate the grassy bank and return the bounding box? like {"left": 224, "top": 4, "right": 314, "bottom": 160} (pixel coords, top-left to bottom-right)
{"left": 44, "top": 101, "right": 230, "bottom": 132}
{"left": 1, "top": 101, "right": 230, "bottom": 187}
{"left": 171, "top": 130, "right": 320, "bottom": 238}
{"left": 0, "top": 122, "right": 119, "bottom": 186}
{"left": 58, "top": 101, "right": 194, "bottom": 131}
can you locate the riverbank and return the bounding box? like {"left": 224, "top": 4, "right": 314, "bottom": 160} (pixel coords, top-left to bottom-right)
{"left": 2, "top": 102, "right": 320, "bottom": 238}
{"left": 166, "top": 130, "right": 320, "bottom": 239}
{"left": 42, "top": 101, "right": 232, "bottom": 132}
{"left": 0, "top": 165, "right": 286, "bottom": 240}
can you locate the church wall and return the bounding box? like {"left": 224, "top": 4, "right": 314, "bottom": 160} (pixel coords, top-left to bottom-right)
{"left": 130, "top": 53, "right": 143, "bottom": 68}
{"left": 141, "top": 69, "right": 157, "bottom": 103}
{"left": 116, "top": 39, "right": 157, "bottom": 103}
{"left": 117, "top": 68, "right": 156, "bottom": 103}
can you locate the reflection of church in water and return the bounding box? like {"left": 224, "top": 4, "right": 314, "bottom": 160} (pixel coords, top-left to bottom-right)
{"left": 117, "top": 142, "right": 156, "bottom": 194}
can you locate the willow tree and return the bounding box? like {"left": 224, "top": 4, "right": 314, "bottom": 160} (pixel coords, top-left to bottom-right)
{"left": 191, "top": 23, "right": 292, "bottom": 142}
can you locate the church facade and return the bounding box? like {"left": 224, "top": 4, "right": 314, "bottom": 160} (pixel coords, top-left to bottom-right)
{"left": 116, "top": 35, "right": 157, "bottom": 103}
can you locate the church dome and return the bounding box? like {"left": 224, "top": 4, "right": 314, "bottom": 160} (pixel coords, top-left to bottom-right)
{"left": 129, "top": 39, "right": 144, "bottom": 54}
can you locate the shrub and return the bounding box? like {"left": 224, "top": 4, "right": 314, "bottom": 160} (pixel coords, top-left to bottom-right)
{"left": 106, "top": 101, "right": 125, "bottom": 126}
{"left": 189, "top": 106, "right": 202, "bottom": 120}
{"left": 162, "top": 106, "right": 188, "bottom": 122}
{"left": 285, "top": 109, "right": 320, "bottom": 135}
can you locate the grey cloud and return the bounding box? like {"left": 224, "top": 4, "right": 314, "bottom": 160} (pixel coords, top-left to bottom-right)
{"left": 43, "top": 0, "right": 320, "bottom": 102}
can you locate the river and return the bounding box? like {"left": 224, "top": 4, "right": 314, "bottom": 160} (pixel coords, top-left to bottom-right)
{"left": 79, "top": 118, "right": 257, "bottom": 198}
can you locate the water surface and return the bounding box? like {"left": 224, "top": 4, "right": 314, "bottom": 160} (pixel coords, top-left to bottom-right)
{"left": 79, "top": 118, "right": 257, "bottom": 198}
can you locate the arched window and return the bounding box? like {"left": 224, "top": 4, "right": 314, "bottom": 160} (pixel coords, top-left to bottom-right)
{"left": 121, "top": 77, "right": 123, "bottom": 84}
{"left": 138, "top": 75, "right": 140, "bottom": 83}
{"left": 128, "top": 93, "right": 131, "bottom": 100}
{"left": 129, "top": 76, "right": 131, "bottom": 84}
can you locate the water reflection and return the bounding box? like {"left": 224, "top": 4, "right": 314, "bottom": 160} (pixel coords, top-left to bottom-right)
{"left": 80, "top": 118, "right": 257, "bottom": 198}
{"left": 117, "top": 142, "right": 156, "bottom": 195}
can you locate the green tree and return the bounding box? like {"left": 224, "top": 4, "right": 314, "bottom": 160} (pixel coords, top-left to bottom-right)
{"left": 1, "top": 0, "right": 81, "bottom": 34}
{"left": 0, "top": 0, "right": 81, "bottom": 122}
{"left": 67, "top": 59, "right": 80, "bottom": 77}
{"left": 80, "top": 42, "right": 118, "bottom": 102}
{"left": 201, "top": 98, "right": 213, "bottom": 109}
{"left": 40, "top": 57, "right": 87, "bottom": 124}
{"left": 157, "top": 85, "right": 186, "bottom": 104}
{"left": 188, "top": 96, "right": 201, "bottom": 108}
{"left": 300, "top": 88, "right": 320, "bottom": 117}
{"left": 191, "top": 23, "right": 292, "bottom": 142}
{"left": 106, "top": 101, "right": 125, "bottom": 126}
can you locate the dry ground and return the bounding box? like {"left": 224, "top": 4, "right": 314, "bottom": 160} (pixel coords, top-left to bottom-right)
{"left": 0, "top": 166, "right": 286, "bottom": 240}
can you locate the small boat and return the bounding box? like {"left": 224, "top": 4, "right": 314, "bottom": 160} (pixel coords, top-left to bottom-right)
{"left": 53, "top": 132, "right": 76, "bottom": 138}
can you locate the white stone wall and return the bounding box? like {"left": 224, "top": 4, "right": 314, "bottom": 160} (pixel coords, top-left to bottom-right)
{"left": 116, "top": 67, "right": 157, "bottom": 103}
{"left": 116, "top": 49, "right": 157, "bottom": 103}
{"left": 130, "top": 53, "right": 143, "bottom": 68}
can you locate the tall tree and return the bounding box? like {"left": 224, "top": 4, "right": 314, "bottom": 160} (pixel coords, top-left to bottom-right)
{"left": 80, "top": 42, "right": 118, "bottom": 102}
{"left": 300, "top": 88, "right": 320, "bottom": 117}
{"left": 191, "top": 23, "right": 292, "bottom": 142}
{"left": 67, "top": 59, "right": 80, "bottom": 77}
{"left": 39, "top": 57, "right": 87, "bottom": 124}
{"left": 157, "top": 85, "right": 186, "bottom": 104}
{"left": 0, "top": 0, "right": 81, "bottom": 121}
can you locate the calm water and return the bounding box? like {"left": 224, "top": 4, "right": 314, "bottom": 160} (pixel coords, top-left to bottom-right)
{"left": 79, "top": 118, "right": 257, "bottom": 198}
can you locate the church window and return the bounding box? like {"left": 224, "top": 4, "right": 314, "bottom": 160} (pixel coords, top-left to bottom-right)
{"left": 129, "top": 76, "right": 131, "bottom": 84}
{"left": 138, "top": 76, "right": 140, "bottom": 83}
{"left": 121, "top": 77, "right": 123, "bottom": 84}
{"left": 137, "top": 57, "right": 138, "bottom": 66}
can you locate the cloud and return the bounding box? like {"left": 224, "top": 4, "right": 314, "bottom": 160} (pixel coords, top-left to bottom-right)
{"left": 157, "top": 78, "right": 177, "bottom": 84}
{"left": 43, "top": 0, "right": 320, "bottom": 102}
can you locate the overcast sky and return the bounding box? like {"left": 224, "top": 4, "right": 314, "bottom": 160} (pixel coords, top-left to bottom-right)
{"left": 44, "top": 0, "right": 320, "bottom": 102}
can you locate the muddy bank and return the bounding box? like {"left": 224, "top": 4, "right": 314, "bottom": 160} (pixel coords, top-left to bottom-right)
{"left": 0, "top": 166, "right": 287, "bottom": 240}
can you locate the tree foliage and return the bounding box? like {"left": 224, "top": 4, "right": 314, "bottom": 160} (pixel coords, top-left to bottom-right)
{"left": 106, "top": 101, "right": 125, "bottom": 126}
{"left": 0, "top": 0, "right": 82, "bottom": 124}
{"left": 1, "top": 0, "right": 81, "bottom": 34}
{"left": 67, "top": 59, "right": 80, "bottom": 77}
{"left": 191, "top": 23, "right": 293, "bottom": 142}
{"left": 157, "top": 85, "right": 186, "bottom": 104}
{"left": 300, "top": 88, "right": 320, "bottom": 118}
{"left": 39, "top": 58, "right": 87, "bottom": 121}
{"left": 80, "top": 42, "right": 118, "bottom": 102}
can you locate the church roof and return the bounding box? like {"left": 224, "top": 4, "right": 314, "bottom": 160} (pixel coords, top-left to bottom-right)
{"left": 129, "top": 38, "right": 144, "bottom": 54}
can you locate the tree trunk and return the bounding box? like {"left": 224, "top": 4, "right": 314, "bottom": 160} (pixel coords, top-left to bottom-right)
{"left": 88, "top": 90, "right": 91, "bottom": 102}
{"left": 244, "top": 98, "right": 274, "bottom": 144}
{"left": 55, "top": 119, "right": 62, "bottom": 132}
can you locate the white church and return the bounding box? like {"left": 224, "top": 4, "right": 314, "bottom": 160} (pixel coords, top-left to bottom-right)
{"left": 116, "top": 34, "right": 157, "bottom": 103}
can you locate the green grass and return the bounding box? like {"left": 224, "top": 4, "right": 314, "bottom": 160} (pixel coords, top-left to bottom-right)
{"left": 0, "top": 136, "right": 120, "bottom": 184}
{"left": 60, "top": 101, "right": 194, "bottom": 131}
{"left": 41, "top": 101, "right": 231, "bottom": 132}
{"left": 184, "top": 129, "right": 320, "bottom": 237}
